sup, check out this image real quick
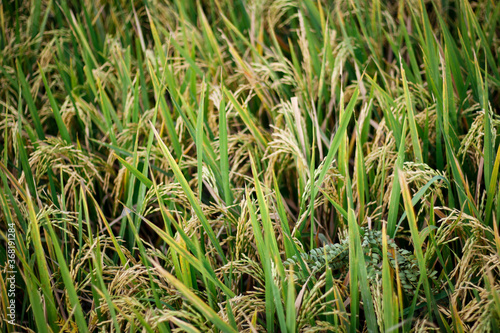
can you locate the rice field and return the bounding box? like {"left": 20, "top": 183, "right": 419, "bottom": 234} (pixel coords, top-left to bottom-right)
{"left": 1, "top": 0, "right": 500, "bottom": 332}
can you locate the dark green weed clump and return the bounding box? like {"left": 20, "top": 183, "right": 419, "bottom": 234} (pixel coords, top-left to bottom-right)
{"left": 1, "top": 0, "right": 500, "bottom": 332}
{"left": 284, "top": 227, "right": 439, "bottom": 297}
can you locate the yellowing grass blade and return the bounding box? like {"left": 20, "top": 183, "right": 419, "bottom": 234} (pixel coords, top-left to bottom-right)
{"left": 149, "top": 259, "right": 237, "bottom": 333}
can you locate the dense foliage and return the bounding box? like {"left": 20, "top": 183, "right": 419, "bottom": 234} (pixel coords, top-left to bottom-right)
{"left": 1, "top": 0, "right": 500, "bottom": 331}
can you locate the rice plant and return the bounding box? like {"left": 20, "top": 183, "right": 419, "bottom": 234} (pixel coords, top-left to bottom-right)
{"left": 0, "top": 0, "right": 499, "bottom": 332}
